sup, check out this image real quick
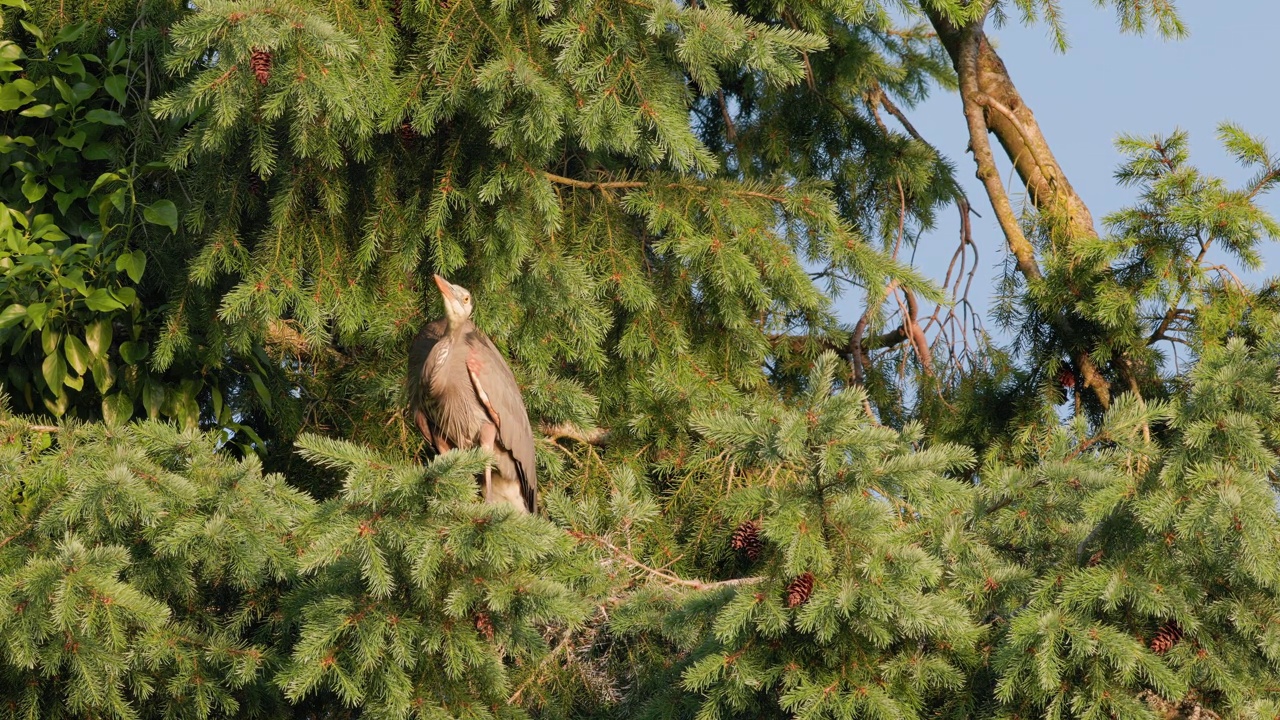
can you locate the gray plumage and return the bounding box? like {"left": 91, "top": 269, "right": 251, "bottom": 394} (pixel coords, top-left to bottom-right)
{"left": 407, "top": 276, "right": 537, "bottom": 513}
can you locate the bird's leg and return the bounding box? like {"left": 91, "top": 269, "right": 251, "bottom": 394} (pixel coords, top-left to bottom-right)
{"left": 479, "top": 422, "right": 497, "bottom": 502}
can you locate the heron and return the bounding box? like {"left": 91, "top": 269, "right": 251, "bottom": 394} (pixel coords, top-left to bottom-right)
{"left": 406, "top": 275, "right": 537, "bottom": 513}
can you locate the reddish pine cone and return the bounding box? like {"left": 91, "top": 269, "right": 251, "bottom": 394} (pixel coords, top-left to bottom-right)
{"left": 248, "top": 174, "right": 262, "bottom": 196}
{"left": 474, "top": 611, "right": 494, "bottom": 641}
{"left": 1150, "top": 621, "right": 1182, "bottom": 655}
{"left": 729, "top": 521, "right": 763, "bottom": 561}
{"left": 251, "top": 49, "right": 272, "bottom": 86}
{"left": 785, "top": 572, "right": 815, "bottom": 608}
{"left": 400, "top": 121, "right": 420, "bottom": 143}
{"left": 1058, "top": 366, "right": 1076, "bottom": 389}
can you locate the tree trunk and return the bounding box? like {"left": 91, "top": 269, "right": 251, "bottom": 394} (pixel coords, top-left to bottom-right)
{"left": 923, "top": 4, "right": 1115, "bottom": 408}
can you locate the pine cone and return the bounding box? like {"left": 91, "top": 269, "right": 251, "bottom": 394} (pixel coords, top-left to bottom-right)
{"left": 400, "top": 121, "right": 420, "bottom": 143}
{"left": 1059, "top": 366, "right": 1076, "bottom": 390}
{"left": 251, "top": 48, "right": 272, "bottom": 86}
{"left": 785, "top": 572, "right": 815, "bottom": 608}
{"left": 248, "top": 174, "right": 263, "bottom": 196}
{"left": 390, "top": 0, "right": 402, "bottom": 24}
{"left": 729, "top": 520, "right": 763, "bottom": 561}
{"left": 474, "top": 611, "right": 494, "bottom": 641}
{"left": 1151, "top": 621, "right": 1182, "bottom": 655}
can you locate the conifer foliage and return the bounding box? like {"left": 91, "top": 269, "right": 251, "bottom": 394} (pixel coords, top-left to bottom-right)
{"left": 0, "top": 0, "right": 1279, "bottom": 718}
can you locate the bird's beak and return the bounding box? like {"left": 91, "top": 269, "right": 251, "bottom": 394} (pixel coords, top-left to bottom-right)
{"left": 433, "top": 274, "right": 454, "bottom": 302}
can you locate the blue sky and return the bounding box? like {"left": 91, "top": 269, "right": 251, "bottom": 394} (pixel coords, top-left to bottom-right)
{"left": 847, "top": 2, "right": 1280, "bottom": 336}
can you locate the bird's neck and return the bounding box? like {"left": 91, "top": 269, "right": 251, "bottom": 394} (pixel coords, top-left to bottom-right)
{"left": 445, "top": 317, "right": 471, "bottom": 337}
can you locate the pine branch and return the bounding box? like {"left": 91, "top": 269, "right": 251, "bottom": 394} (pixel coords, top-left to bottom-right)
{"left": 543, "top": 171, "right": 787, "bottom": 203}
{"left": 567, "top": 530, "right": 763, "bottom": 591}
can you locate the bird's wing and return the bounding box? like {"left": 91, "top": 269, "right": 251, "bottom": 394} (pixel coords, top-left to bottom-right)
{"left": 464, "top": 332, "right": 537, "bottom": 513}
{"left": 407, "top": 319, "right": 448, "bottom": 447}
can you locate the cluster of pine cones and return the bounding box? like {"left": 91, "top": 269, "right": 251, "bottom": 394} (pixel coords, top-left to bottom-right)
{"left": 729, "top": 521, "right": 815, "bottom": 608}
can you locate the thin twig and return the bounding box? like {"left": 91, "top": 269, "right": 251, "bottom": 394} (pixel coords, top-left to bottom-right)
{"left": 508, "top": 625, "right": 575, "bottom": 704}
{"left": 568, "top": 530, "right": 763, "bottom": 591}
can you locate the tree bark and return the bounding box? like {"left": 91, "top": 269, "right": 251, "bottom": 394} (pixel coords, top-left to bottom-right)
{"left": 926, "top": 10, "right": 1099, "bottom": 245}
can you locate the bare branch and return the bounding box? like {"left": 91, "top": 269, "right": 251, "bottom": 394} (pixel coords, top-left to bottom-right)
{"left": 543, "top": 172, "right": 646, "bottom": 191}
{"left": 541, "top": 422, "right": 609, "bottom": 447}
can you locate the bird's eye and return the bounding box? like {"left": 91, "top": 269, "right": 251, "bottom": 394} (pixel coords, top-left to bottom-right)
{"left": 463, "top": 295, "right": 471, "bottom": 304}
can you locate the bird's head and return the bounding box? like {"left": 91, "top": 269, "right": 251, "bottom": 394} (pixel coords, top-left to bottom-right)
{"left": 433, "top": 274, "right": 474, "bottom": 329}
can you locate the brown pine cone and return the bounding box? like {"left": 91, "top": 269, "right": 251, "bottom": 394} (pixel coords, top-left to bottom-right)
{"left": 400, "top": 121, "right": 420, "bottom": 143}
{"left": 474, "top": 611, "right": 494, "bottom": 641}
{"left": 729, "top": 520, "right": 763, "bottom": 561}
{"left": 251, "top": 48, "right": 272, "bottom": 86}
{"left": 1150, "top": 620, "right": 1182, "bottom": 655}
{"left": 785, "top": 572, "right": 815, "bottom": 608}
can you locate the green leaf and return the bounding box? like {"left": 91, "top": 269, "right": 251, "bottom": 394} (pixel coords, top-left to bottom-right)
{"left": 57, "top": 130, "right": 86, "bottom": 150}
{"left": 83, "top": 288, "right": 125, "bottom": 312}
{"left": 30, "top": 217, "right": 67, "bottom": 241}
{"left": 41, "top": 352, "right": 66, "bottom": 391}
{"left": 84, "top": 108, "right": 126, "bottom": 126}
{"left": 53, "top": 22, "right": 87, "bottom": 45}
{"left": 102, "top": 392, "right": 133, "bottom": 427}
{"left": 64, "top": 334, "right": 90, "bottom": 375}
{"left": 0, "top": 304, "right": 26, "bottom": 328}
{"left": 0, "top": 1, "right": 31, "bottom": 13}
{"left": 41, "top": 327, "right": 61, "bottom": 356}
{"left": 44, "top": 388, "right": 69, "bottom": 417}
{"left": 175, "top": 380, "right": 201, "bottom": 430}
{"left": 0, "top": 83, "right": 28, "bottom": 110}
{"left": 142, "top": 379, "right": 164, "bottom": 420}
{"left": 116, "top": 250, "right": 146, "bottom": 282}
{"left": 212, "top": 385, "right": 226, "bottom": 423}
{"left": 83, "top": 142, "right": 112, "bottom": 161}
{"left": 85, "top": 318, "right": 112, "bottom": 358}
{"left": 19, "top": 20, "right": 43, "bottom": 42}
{"left": 104, "top": 74, "right": 127, "bottom": 105}
{"left": 112, "top": 287, "right": 136, "bottom": 306}
{"left": 120, "top": 340, "right": 148, "bottom": 364}
{"left": 63, "top": 373, "right": 83, "bottom": 391}
{"left": 143, "top": 200, "right": 178, "bottom": 232}
{"left": 52, "top": 76, "right": 73, "bottom": 104}
{"left": 0, "top": 40, "right": 23, "bottom": 61}
{"left": 87, "top": 356, "right": 115, "bottom": 393}
{"left": 21, "top": 177, "right": 46, "bottom": 203}
{"left": 18, "top": 103, "right": 52, "bottom": 118}
{"left": 249, "top": 372, "right": 273, "bottom": 410}
{"left": 25, "top": 302, "right": 47, "bottom": 329}
{"left": 90, "top": 172, "right": 121, "bottom": 193}
{"left": 57, "top": 270, "right": 88, "bottom": 296}
{"left": 106, "top": 38, "right": 126, "bottom": 67}
{"left": 54, "top": 192, "right": 76, "bottom": 215}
